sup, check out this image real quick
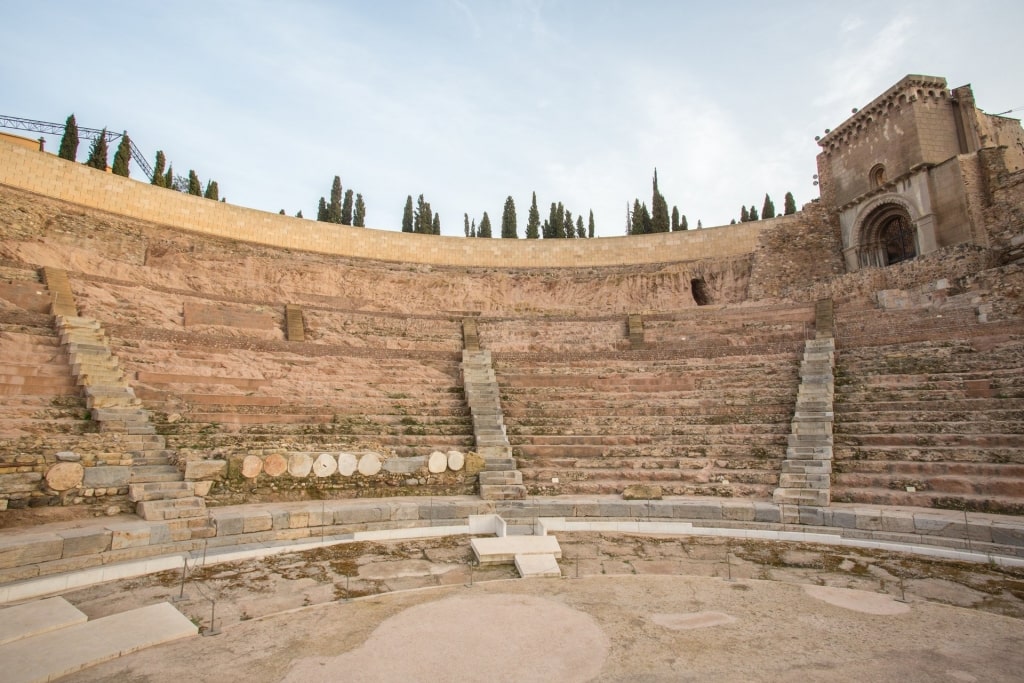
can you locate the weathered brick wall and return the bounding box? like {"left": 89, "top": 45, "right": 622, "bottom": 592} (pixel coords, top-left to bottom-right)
{"left": 0, "top": 137, "right": 766, "bottom": 268}
{"left": 747, "top": 201, "right": 845, "bottom": 300}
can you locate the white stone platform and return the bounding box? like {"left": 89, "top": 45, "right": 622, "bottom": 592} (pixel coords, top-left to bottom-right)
{"left": 471, "top": 534, "right": 562, "bottom": 565}
{"left": 1, "top": 601, "right": 197, "bottom": 683}
{"left": 0, "top": 596, "right": 87, "bottom": 646}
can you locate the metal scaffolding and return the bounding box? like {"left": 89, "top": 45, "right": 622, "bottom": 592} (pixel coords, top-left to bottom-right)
{"left": 0, "top": 114, "right": 153, "bottom": 179}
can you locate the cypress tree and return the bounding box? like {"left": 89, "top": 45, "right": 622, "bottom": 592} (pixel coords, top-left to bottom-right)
{"left": 740, "top": 206, "right": 749, "bottom": 222}
{"left": 545, "top": 203, "right": 559, "bottom": 238}
{"left": 317, "top": 197, "right": 328, "bottom": 222}
{"left": 730, "top": 218, "right": 737, "bottom": 224}
{"left": 554, "top": 203, "right": 566, "bottom": 238}
{"left": 414, "top": 194, "right": 427, "bottom": 233}
{"left": 188, "top": 170, "right": 202, "bottom": 196}
{"left": 204, "top": 180, "right": 219, "bottom": 200}
{"left": 151, "top": 151, "right": 166, "bottom": 186}
{"left": 541, "top": 220, "right": 549, "bottom": 238}
{"left": 353, "top": 194, "right": 366, "bottom": 226}
{"left": 588, "top": 210, "right": 595, "bottom": 238}
{"left": 526, "top": 192, "right": 540, "bottom": 239}
{"left": 84, "top": 128, "right": 109, "bottom": 170}
{"left": 470, "top": 218, "right": 477, "bottom": 238}
{"left": 111, "top": 132, "right": 131, "bottom": 177}
{"left": 432, "top": 212, "right": 440, "bottom": 234}
{"left": 164, "top": 165, "right": 174, "bottom": 191}
{"left": 576, "top": 216, "right": 585, "bottom": 238}
{"left": 651, "top": 169, "right": 670, "bottom": 232}
{"left": 58, "top": 114, "right": 79, "bottom": 161}
{"left": 762, "top": 193, "right": 775, "bottom": 219}
{"left": 671, "top": 206, "right": 680, "bottom": 232}
{"left": 563, "top": 209, "right": 573, "bottom": 239}
{"left": 341, "top": 189, "right": 354, "bottom": 224}
{"left": 784, "top": 191, "right": 797, "bottom": 215}
{"left": 328, "top": 176, "right": 342, "bottom": 223}
{"left": 697, "top": 219, "right": 703, "bottom": 229}
{"left": 681, "top": 215, "right": 688, "bottom": 231}
{"left": 296, "top": 210, "right": 304, "bottom": 218}
{"left": 402, "top": 196, "right": 414, "bottom": 232}
{"left": 478, "top": 212, "right": 492, "bottom": 238}
{"left": 631, "top": 199, "right": 644, "bottom": 235}
{"left": 464, "top": 213, "right": 471, "bottom": 237}
{"left": 749, "top": 205, "right": 759, "bottom": 221}
{"left": 501, "top": 196, "right": 518, "bottom": 238}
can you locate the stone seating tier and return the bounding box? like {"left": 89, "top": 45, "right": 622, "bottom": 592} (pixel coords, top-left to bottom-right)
{"left": 495, "top": 351, "right": 799, "bottom": 496}
{"left": 832, "top": 336, "right": 1024, "bottom": 513}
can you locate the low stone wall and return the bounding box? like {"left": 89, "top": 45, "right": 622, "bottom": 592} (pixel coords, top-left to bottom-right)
{"left": 2, "top": 498, "right": 1022, "bottom": 591}
{"left": 184, "top": 449, "right": 480, "bottom": 504}
{"left": 0, "top": 138, "right": 770, "bottom": 268}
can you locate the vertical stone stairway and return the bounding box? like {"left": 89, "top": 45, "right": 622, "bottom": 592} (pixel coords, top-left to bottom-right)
{"left": 461, "top": 319, "right": 525, "bottom": 500}
{"left": 773, "top": 335, "right": 836, "bottom": 521}
{"left": 285, "top": 304, "right": 305, "bottom": 342}
{"left": 628, "top": 314, "right": 644, "bottom": 350}
{"left": 41, "top": 267, "right": 77, "bottom": 317}
{"left": 53, "top": 313, "right": 210, "bottom": 529}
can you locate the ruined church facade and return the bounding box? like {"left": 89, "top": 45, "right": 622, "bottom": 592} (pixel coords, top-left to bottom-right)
{"left": 816, "top": 74, "right": 1024, "bottom": 272}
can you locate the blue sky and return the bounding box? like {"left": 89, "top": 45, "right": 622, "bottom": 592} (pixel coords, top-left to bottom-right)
{"left": 3, "top": 1, "right": 1022, "bottom": 236}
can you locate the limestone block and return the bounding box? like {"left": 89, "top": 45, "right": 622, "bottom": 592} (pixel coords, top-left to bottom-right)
{"left": 193, "top": 481, "right": 213, "bottom": 497}
{"left": 288, "top": 453, "right": 314, "bottom": 478}
{"left": 0, "top": 534, "right": 63, "bottom": 569}
{"left": 82, "top": 466, "right": 130, "bottom": 488}
{"left": 313, "top": 453, "right": 338, "bottom": 477}
{"left": 241, "top": 455, "right": 263, "bottom": 479}
{"left": 243, "top": 512, "right": 273, "bottom": 533}
{"left": 428, "top": 451, "right": 448, "bottom": 474}
{"left": 337, "top": 452, "right": 357, "bottom": 477}
{"left": 263, "top": 453, "right": 288, "bottom": 477}
{"left": 0, "top": 472, "right": 43, "bottom": 493}
{"left": 383, "top": 456, "right": 425, "bottom": 474}
{"left": 447, "top": 451, "right": 465, "bottom": 471}
{"left": 622, "top": 484, "right": 662, "bottom": 500}
{"left": 56, "top": 451, "right": 81, "bottom": 462}
{"left": 184, "top": 459, "right": 227, "bottom": 481}
{"left": 45, "top": 462, "right": 84, "bottom": 491}
{"left": 358, "top": 452, "right": 382, "bottom": 476}
{"left": 107, "top": 521, "right": 152, "bottom": 550}
{"left": 215, "top": 514, "right": 245, "bottom": 536}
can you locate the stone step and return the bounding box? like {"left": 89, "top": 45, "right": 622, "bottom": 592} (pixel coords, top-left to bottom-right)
{"left": 130, "top": 465, "right": 182, "bottom": 483}
{"left": 479, "top": 483, "right": 527, "bottom": 500}
{"left": 483, "top": 457, "right": 517, "bottom": 471}
{"left": 0, "top": 597, "right": 87, "bottom": 646}
{"left": 772, "top": 487, "right": 830, "bottom": 506}
{"left": 136, "top": 496, "right": 207, "bottom": 521}
{"left": 479, "top": 470, "right": 523, "bottom": 485}
{"left": 471, "top": 534, "right": 561, "bottom": 564}
{"left": 0, "top": 602, "right": 197, "bottom": 683}
{"left": 477, "top": 446, "right": 513, "bottom": 459}
{"left": 778, "top": 472, "right": 830, "bottom": 488}
{"left": 128, "top": 481, "right": 195, "bottom": 502}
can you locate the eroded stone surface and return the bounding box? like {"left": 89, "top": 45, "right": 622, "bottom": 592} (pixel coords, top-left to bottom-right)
{"left": 357, "top": 452, "right": 382, "bottom": 476}
{"left": 45, "top": 462, "right": 84, "bottom": 491}
{"left": 288, "top": 453, "right": 313, "bottom": 478}
{"left": 313, "top": 453, "right": 338, "bottom": 478}
{"left": 337, "top": 453, "right": 357, "bottom": 477}
{"left": 447, "top": 451, "right": 465, "bottom": 471}
{"left": 427, "top": 451, "right": 448, "bottom": 474}
{"left": 263, "top": 454, "right": 288, "bottom": 477}
{"left": 241, "top": 455, "right": 264, "bottom": 479}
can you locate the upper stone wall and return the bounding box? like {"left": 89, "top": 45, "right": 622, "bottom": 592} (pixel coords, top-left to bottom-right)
{"left": 0, "top": 137, "right": 768, "bottom": 269}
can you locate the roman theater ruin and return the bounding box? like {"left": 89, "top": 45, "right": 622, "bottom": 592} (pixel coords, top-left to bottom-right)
{"left": 0, "top": 74, "right": 1022, "bottom": 681}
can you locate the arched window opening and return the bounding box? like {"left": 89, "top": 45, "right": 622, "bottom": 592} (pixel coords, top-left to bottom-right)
{"left": 691, "top": 278, "right": 710, "bottom": 306}
{"left": 869, "top": 164, "right": 886, "bottom": 189}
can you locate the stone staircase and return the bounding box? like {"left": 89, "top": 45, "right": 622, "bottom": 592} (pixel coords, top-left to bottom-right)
{"left": 40, "top": 267, "right": 77, "bottom": 317}
{"left": 462, "top": 349, "right": 526, "bottom": 500}
{"left": 628, "top": 314, "right": 644, "bottom": 350}
{"left": 773, "top": 337, "right": 836, "bottom": 520}
{"left": 53, "top": 314, "right": 210, "bottom": 528}
{"left": 462, "top": 317, "right": 480, "bottom": 352}
{"left": 285, "top": 304, "right": 305, "bottom": 342}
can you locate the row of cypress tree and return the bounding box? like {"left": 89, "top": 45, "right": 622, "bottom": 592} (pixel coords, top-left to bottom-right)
{"left": 734, "top": 192, "right": 797, "bottom": 224}
{"left": 57, "top": 114, "right": 221, "bottom": 200}
{"left": 461, "top": 192, "right": 595, "bottom": 239}
{"left": 317, "top": 176, "right": 366, "bottom": 226}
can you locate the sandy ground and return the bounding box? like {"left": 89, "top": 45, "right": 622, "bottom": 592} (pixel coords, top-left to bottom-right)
{"left": 50, "top": 533, "right": 1024, "bottom": 682}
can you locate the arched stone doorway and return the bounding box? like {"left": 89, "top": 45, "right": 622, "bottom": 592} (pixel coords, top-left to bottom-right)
{"left": 857, "top": 203, "right": 917, "bottom": 268}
